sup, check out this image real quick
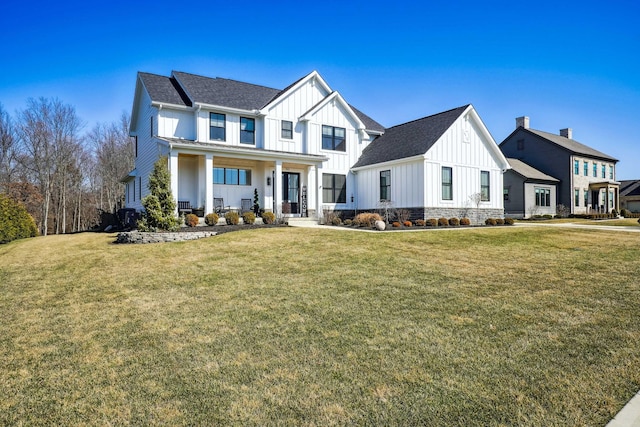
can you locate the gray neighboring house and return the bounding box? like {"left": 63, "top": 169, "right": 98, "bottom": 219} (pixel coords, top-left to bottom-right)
{"left": 620, "top": 180, "right": 640, "bottom": 213}
{"left": 504, "top": 158, "right": 559, "bottom": 218}
{"left": 499, "top": 117, "right": 619, "bottom": 215}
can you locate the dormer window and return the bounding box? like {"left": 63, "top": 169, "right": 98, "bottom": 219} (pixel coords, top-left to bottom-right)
{"left": 210, "top": 113, "right": 226, "bottom": 141}
{"left": 322, "top": 125, "right": 346, "bottom": 152}
{"left": 240, "top": 117, "right": 255, "bottom": 145}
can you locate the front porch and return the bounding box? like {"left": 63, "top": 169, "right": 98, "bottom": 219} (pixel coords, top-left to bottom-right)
{"left": 587, "top": 181, "right": 620, "bottom": 214}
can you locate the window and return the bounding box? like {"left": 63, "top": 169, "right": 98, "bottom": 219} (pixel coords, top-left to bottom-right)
{"left": 213, "top": 167, "right": 251, "bottom": 185}
{"left": 481, "top": 171, "right": 490, "bottom": 201}
{"left": 575, "top": 189, "right": 580, "bottom": 207}
{"left": 380, "top": 170, "right": 391, "bottom": 201}
{"left": 593, "top": 162, "right": 597, "bottom": 177}
{"left": 504, "top": 187, "right": 510, "bottom": 201}
{"left": 240, "top": 117, "right": 255, "bottom": 144}
{"left": 535, "top": 187, "right": 550, "bottom": 207}
{"left": 574, "top": 160, "right": 579, "bottom": 175}
{"left": 584, "top": 190, "right": 589, "bottom": 208}
{"left": 135, "top": 136, "right": 138, "bottom": 158}
{"left": 150, "top": 116, "right": 153, "bottom": 138}
{"left": 210, "top": 113, "right": 226, "bottom": 141}
{"left": 322, "top": 125, "right": 346, "bottom": 151}
{"left": 609, "top": 165, "right": 614, "bottom": 180}
{"left": 601, "top": 164, "right": 606, "bottom": 179}
{"left": 442, "top": 167, "right": 453, "bottom": 200}
{"left": 584, "top": 161, "right": 588, "bottom": 176}
{"left": 517, "top": 139, "right": 524, "bottom": 150}
{"left": 281, "top": 120, "right": 293, "bottom": 139}
{"left": 323, "top": 173, "right": 346, "bottom": 203}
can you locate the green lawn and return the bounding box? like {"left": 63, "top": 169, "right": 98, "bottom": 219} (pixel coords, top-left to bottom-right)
{"left": 1, "top": 227, "right": 639, "bottom": 425}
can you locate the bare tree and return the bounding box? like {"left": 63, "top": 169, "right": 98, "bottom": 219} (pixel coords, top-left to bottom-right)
{"left": 0, "top": 104, "right": 17, "bottom": 192}
{"left": 16, "top": 97, "right": 83, "bottom": 236}
{"left": 469, "top": 192, "right": 482, "bottom": 225}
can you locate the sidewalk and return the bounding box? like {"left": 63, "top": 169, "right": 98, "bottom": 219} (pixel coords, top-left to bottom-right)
{"left": 607, "top": 391, "right": 640, "bottom": 427}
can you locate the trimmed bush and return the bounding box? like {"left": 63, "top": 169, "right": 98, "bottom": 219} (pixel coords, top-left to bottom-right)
{"left": 426, "top": 218, "right": 438, "bottom": 227}
{"left": 415, "top": 219, "right": 426, "bottom": 227}
{"left": 331, "top": 216, "right": 342, "bottom": 226}
{"left": 225, "top": 211, "right": 240, "bottom": 225}
{"left": 460, "top": 217, "right": 471, "bottom": 226}
{"left": 392, "top": 221, "right": 401, "bottom": 228}
{"left": 354, "top": 212, "right": 383, "bottom": 228}
{"left": 403, "top": 220, "right": 412, "bottom": 227}
{"left": 0, "top": 194, "right": 38, "bottom": 243}
{"left": 242, "top": 212, "right": 256, "bottom": 225}
{"left": 261, "top": 211, "right": 276, "bottom": 224}
{"left": 504, "top": 217, "right": 515, "bottom": 225}
{"left": 344, "top": 219, "right": 353, "bottom": 226}
{"left": 448, "top": 217, "right": 460, "bottom": 226}
{"left": 184, "top": 213, "right": 199, "bottom": 227}
{"left": 485, "top": 218, "right": 497, "bottom": 226}
{"left": 438, "top": 217, "right": 449, "bottom": 227}
{"left": 205, "top": 213, "right": 219, "bottom": 225}
{"left": 496, "top": 218, "right": 505, "bottom": 225}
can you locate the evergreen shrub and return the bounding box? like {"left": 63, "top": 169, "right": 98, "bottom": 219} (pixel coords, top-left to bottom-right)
{"left": 0, "top": 194, "right": 38, "bottom": 243}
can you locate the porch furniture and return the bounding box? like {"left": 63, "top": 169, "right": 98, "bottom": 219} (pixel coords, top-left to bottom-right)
{"left": 214, "top": 198, "right": 229, "bottom": 214}
{"left": 241, "top": 198, "right": 252, "bottom": 213}
{"left": 178, "top": 201, "right": 193, "bottom": 215}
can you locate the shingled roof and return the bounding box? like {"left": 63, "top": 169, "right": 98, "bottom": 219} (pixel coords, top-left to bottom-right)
{"left": 620, "top": 180, "right": 640, "bottom": 197}
{"left": 507, "top": 158, "right": 559, "bottom": 182}
{"left": 524, "top": 128, "right": 618, "bottom": 162}
{"left": 139, "top": 70, "right": 384, "bottom": 132}
{"left": 352, "top": 105, "right": 469, "bottom": 168}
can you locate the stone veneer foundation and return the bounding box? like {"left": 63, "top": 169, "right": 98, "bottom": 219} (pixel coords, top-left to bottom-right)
{"left": 116, "top": 231, "right": 217, "bottom": 244}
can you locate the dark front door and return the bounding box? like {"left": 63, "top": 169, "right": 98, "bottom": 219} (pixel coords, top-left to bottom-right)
{"left": 283, "top": 172, "right": 300, "bottom": 214}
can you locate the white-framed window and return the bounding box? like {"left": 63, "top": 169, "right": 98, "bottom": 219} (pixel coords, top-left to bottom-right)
{"left": 535, "top": 187, "right": 551, "bottom": 206}
{"left": 574, "top": 160, "right": 579, "bottom": 175}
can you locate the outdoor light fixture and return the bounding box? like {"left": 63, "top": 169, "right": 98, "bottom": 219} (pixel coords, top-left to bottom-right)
{"left": 351, "top": 194, "right": 354, "bottom": 203}
{"left": 267, "top": 177, "right": 271, "bottom": 186}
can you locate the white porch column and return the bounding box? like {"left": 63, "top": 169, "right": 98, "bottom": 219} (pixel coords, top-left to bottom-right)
{"left": 275, "top": 160, "right": 283, "bottom": 215}
{"left": 169, "top": 151, "right": 179, "bottom": 214}
{"left": 205, "top": 154, "right": 213, "bottom": 215}
{"left": 315, "top": 163, "right": 323, "bottom": 221}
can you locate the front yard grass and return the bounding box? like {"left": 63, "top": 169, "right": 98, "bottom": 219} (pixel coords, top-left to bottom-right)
{"left": 1, "top": 227, "right": 639, "bottom": 425}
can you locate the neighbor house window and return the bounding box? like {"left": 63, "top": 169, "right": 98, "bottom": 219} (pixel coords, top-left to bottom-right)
{"left": 380, "top": 170, "right": 391, "bottom": 201}
{"left": 574, "top": 160, "right": 579, "bottom": 175}
{"left": 593, "top": 162, "right": 597, "bottom": 177}
{"left": 322, "top": 173, "right": 346, "bottom": 203}
{"left": 535, "top": 187, "right": 550, "bottom": 207}
{"left": 281, "top": 120, "right": 293, "bottom": 139}
{"left": 503, "top": 187, "right": 509, "bottom": 201}
{"left": 575, "top": 189, "right": 580, "bottom": 207}
{"left": 610, "top": 190, "right": 614, "bottom": 208}
{"left": 609, "top": 165, "right": 614, "bottom": 179}
{"left": 240, "top": 117, "right": 255, "bottom": 144}
{"left": 517, "top": 139, "right": 524, "bottom": 150}
{"left": 213, "top": 167, "right": 251, "bottom": 185}
{"left": 322, "top": 125, "right": 346, "bottom": 151}
{"left": 584, "top": 161, "right": 588, "bottom": 176}
{"left": 150, "top": 116, "right": 153, "bottom": 138}
{"left": 481, "top": 171, "right": 490, "bottom": 201}
{"left": 584, "top": 190, "right": 589, "bottom": 208}
{"left": 442, "top": 167, "right": 453, "bottom": 200}
{"left": 601, "top": 164, "right": 606, "bottom": 179}
{"left": 210, "top": 113, "right": 226, "bottom": 141}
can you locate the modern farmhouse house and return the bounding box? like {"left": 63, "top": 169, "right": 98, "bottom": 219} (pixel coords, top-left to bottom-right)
{"left": 500, "top": 117, "right": 619, "bottom": 215}
{"left": 123, "top": 70, "right": 509, "bottom": 223}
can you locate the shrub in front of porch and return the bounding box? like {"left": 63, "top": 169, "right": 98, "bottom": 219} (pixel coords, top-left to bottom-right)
{"left": 242, "top": 212, "right": 256, "bottom": 225}
{"left": 205, "top": 213, "right": 219, "bottom": 226}
{"left": 261, "top": 212, "right": 276, "bottom": 224}
{"left": 184, "top": 213, "right": 199, "bottom": 227}
{"left": 225, "top": 211, "right": 240, "bottom": 225}
{"left": 354, "top": 213, "right": 383, "bottom": 228}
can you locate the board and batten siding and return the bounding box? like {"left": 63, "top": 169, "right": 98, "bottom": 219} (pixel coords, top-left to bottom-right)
{"left": 355, "top": 161, "right": 424, "bottom": 210}
{"left": 158, "top": 109, "right": 195, "bottom": 140}
{"left": 194, "top": 110, "right": 264, "bottom": 148}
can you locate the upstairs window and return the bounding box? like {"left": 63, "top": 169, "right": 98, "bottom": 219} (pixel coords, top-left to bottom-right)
{"left": 281, "top": 120, "right": 293, "bottom": 139}
{"left": 609, "top": 165, "right": 614, "bottom": 180}
{"left": 380, "top": 170, "right": 391, "bottom": 201}
{"left": 583, "top": 161, "right": 588, "bottom": 176}
{"left": 574, "top": 160, "right": 579, "bottom": 175}
{"left": 601, "top": 164, "right": 606, "bottom": 179}
{"left": 322, "top": 125, "right": 346, "bottom": 151}
{"left": 210, "top": 113, "right": 226, "bottom": 141}
{"left": 240, "top": 117, "right": 255, "bottom": 144}
{"left": 481, "top": 171, "right": 490, "bottom": 201}
{"left": 593, "top": 162, "right": 597, "bottom": 177}
{"left": 442, "top": 167, "right": 453, "bottom": 200}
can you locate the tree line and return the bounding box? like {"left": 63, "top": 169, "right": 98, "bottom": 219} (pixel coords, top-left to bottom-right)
{"left": 0, "top": 98, "right": 134, "bottom": 236}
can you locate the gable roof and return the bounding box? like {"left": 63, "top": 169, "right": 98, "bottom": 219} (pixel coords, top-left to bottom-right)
{"left": 352, "top": 105, "right": 469, "bottom": 168}
{"left": 620, "top": 180, "right": 640, "bottom": 197}
{"left": 503, "top": 127, "right": 618, "bottom": 162}
{"left": 507, "top": 158, "right": 559, "bottom": 182}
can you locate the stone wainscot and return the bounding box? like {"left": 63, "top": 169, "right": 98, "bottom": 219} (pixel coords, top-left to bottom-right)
{"left": 116, "top": 231, "right": 217, "bottom": 244}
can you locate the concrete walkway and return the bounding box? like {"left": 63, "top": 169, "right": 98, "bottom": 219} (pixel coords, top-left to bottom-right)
{"left": 607, "top": 391, "right": 640, "bottom": 427}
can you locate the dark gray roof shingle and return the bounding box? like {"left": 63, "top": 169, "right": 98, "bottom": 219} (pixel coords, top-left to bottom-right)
{"left": 526, "top": 128, "right": 618, "bottom": 162}
{"left": 620, "top": 180, "right": 640, "bottom": 197}
{"left": 507, "top": 158, "right": 559, "bottom": 182}
{"left": 352, "top": 105, "right": 469, "bottom": 168}
{"left": 139, "top": 72, "right": 192, "bottom": 107}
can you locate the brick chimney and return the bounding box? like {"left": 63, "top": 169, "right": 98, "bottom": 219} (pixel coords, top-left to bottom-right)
{"left": 560, "top": 128, "right": 572, "bottom": 139}
{"left": 516, "top": 116, "right": 530, "bottom": 129}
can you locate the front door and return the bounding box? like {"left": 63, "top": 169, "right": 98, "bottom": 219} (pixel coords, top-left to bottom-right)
{"left": 283, "top": 172, "right": 300, "bottom": 214}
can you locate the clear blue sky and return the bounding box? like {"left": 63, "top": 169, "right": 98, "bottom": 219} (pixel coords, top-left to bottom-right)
{"left": 1, "top": 0, "right": 638, "bottom": 178}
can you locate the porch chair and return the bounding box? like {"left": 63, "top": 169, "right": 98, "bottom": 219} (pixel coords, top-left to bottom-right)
{"left": 178, "top": 200, "right": 193, "bottom": 215}
{"left": 214, "top": 198, "right": 229, "bottom": 214}
{"left": 241, "top": 198, "right": 252, "bottom": 213}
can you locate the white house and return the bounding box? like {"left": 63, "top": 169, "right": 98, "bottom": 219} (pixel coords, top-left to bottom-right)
{"left": 123, "top": 72, "right": 509, "bottom": 224}
{"left": 352, "top": 105, "right": 510, "bottom": 223}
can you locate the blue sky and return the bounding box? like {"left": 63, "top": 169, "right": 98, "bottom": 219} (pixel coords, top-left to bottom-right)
{"left": 1, "top": 0, "right": 639, "bottom": 178}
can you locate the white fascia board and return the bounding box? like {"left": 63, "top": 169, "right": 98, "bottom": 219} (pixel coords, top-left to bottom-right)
{"left": 465, "top": 105, "right": 511, "bottom": 171}
{"left": 351, "top": 154, "right": 425, "bottom": 172}
{"left": 151, "top": 101, "right": 193, "bottom": 111}
{"left": 195, "top": 102, "right": 262, "bottom": 116}
{"left": 260, "top": 70, "right": 331, "bottom": 114}
{"left": 299, "top": 91, "right": 366, "bottom": 131}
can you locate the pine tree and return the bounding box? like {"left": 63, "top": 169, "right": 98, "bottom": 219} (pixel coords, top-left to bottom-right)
{"left": 137, "top": 157, "right": 179, "bottom": 231}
